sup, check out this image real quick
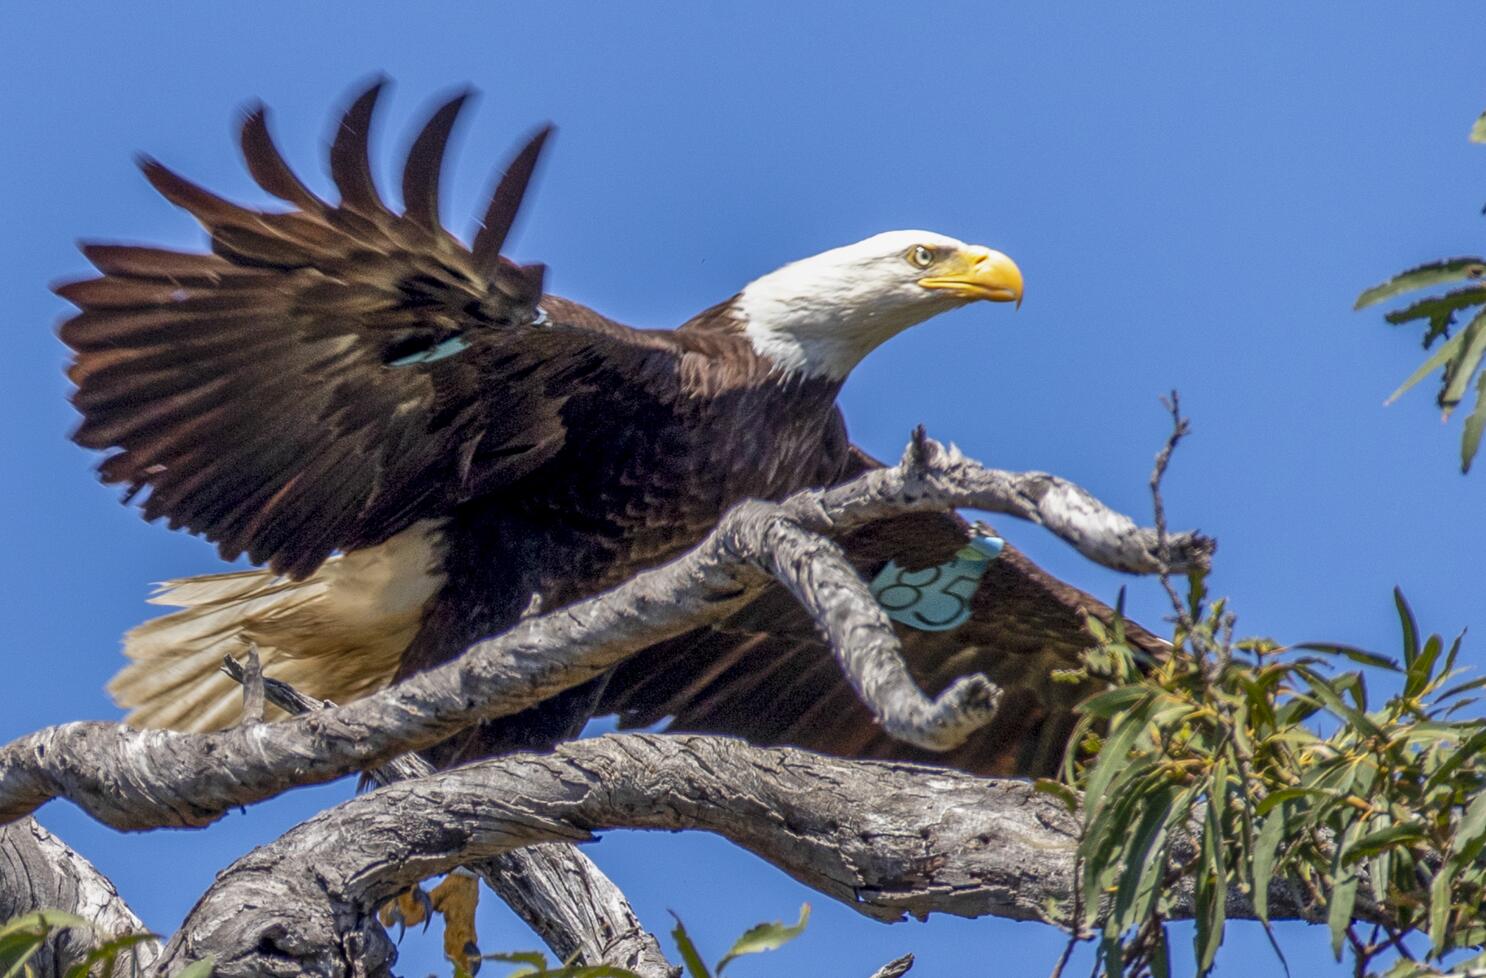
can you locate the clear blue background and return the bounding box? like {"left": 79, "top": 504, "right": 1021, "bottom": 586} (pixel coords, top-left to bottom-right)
{"left": 2, "top": 4, "right": 1483, "bottom": 975}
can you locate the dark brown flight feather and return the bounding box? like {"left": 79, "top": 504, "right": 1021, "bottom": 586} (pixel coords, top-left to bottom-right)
{"left": 471, "top": 125, "right": 552, "bottom": 276}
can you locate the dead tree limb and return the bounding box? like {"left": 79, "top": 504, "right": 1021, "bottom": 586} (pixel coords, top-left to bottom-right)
{"left": 224, "top": 658, "right": 678, "bottom": 977}
{"left": 156, "top": 733, "right": 1311, "bottom": 978}
{"left": 0, "top": 818, "right": 159, "bottom": 977}
{"left": 0, "top": 435, "right": 1211, "bottom": 831}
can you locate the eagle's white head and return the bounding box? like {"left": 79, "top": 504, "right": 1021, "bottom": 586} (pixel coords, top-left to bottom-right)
{"left": 736, "top": 230, "right": 1023, "bottom": 380}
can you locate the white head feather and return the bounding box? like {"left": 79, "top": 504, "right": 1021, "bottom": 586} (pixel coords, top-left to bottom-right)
{"left": 736, "top": 230, "right": 1021, "bottom": 380}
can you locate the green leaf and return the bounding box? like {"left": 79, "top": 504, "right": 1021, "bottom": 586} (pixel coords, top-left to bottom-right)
{"left": 1396, "top": 589, "right": 1420, "bottom": 667}
{"left": 1076, "top": 685, "right": 1151, "bottom": 720}
{"left": 1439, "top": 309, "right": 1486, "bottom": 413}
{"left": 1328, "top": 820, "right": 1363, "bottom": 959}
{"left": 1081, "top": 711, "right": 1151, "bottom": 821}
{"left": 1450, "top": 787, "right": 1486, "bottom": 865}
{"left": 63, "top": 932, "right": 159, "bottom": 978}
{"left": 1405, "top": 634, "right": 1446, "bottom": 700}
{"left": 1461, "top": 368, "right": 1486, "bottom": 471}
{"left": 1149, "top": 924, "right": 1171, "bottom": 978}
{"left": 1356, "top": 257, "right": 1486, "bottom": 309}
{"left": 170, "top": 958, "right": 216, "bottom": 978}
{"left": 1383, "top": 312, "right": 1480, "bottom": 405}
{"left": 1423, "top": 728, "right": 1486, "bottom": 791}
{"left": 1111, "top": 784, "right": 1180, "bottom": 931}
{"left": 1032, "top": 778, "right": 1079, "bottom": 813}
{"left": 669, "top": 914, "right": 711, "bottom": 978}
{"left": 1471, "top": 110, "right": 1486, "bottom": 144}
{"left": 715, "top": 904, "right": 809, "bottom": 974}
{"left": 0, "top": 931, "right": 46, "bottom": 978}
{"left": 1428, "top": 859, "right": 1456, "bottom": 952}
{"left": 0, "top": 911, "right": 92, "bottom": 941}
{"left": 1251, "top": 800, "right": 1289, "bottom": 922}
{"left": 1344, "top": 820, "right": 1424, "bottom": 863}
{"left": 1194, "top": 797, "right": 1227, "bottom": 977}
{"left": 485, "top": 950, "right": 551, "bottom": 972}
{"left": 1294, "top": 643, "right": 1398, "bottom": 671}
{"left": 1383, "top": 286, "right": 1486, "bottom": 347}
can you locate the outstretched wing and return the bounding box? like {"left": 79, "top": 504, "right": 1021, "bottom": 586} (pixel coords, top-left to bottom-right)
{"left": 59, "top": 82, "right": 659, "bottom": 578}
{"left": 600, "top": 449, "right": 1166, "bottom": 777}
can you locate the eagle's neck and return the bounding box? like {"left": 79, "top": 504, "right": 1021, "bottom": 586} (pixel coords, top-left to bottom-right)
{"left": 730, "top": 265, "right": 949, "bottom": 382}
{"left": 678, "top": 291, "right": 899, "bottom": 383}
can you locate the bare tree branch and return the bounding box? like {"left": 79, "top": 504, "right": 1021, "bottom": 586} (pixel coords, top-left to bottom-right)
{"left": 867, "top": 954, "right": 915, "bottom": 978}
{"left": 470, "top": 845, "right": 679, "bottom": 978}
{"left": 0, "top": 818, "right": 159, "bottom": 977}
{"left": 0, "top": 436, "right": 1212, "bottom": 832}
{"left": 222, "top": 658, "right": 678, "bottom": 977}
{"left": 155, "top": 733, "right": 1313, "bottom": 978}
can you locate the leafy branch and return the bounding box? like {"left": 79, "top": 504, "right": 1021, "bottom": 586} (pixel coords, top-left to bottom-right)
{"left": 1051, "top": 580, "right": 1486, "bottom": 978}
{"left": 1357, "top": 110, "right": 1486, "bottom": 472}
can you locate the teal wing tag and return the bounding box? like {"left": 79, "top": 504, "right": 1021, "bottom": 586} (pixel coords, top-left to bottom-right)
{"left": 388, "top": 335, "right": 471, "bottom": 367}
{"left": 869, "top": 533, "right": 1004, "bottom": 632}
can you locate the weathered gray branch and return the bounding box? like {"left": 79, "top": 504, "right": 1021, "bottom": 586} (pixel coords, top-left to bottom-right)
{"left": 224, "top": 657, "right": 677, "bottom": 977}
{"left": 0, "top": 818, "right": 159, "bottom": 977}
{"left": 0, "top": 435, "right": 1211, "bottom": 832}
{"left": 154, "top": 733, "right": 1313, "bottom": 978}
{"left": 470, "top": 845, "right": 679, "bottom": 978}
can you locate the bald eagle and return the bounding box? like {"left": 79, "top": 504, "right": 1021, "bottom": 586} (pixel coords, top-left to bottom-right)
{"left": 60, "top": 82, "right": 1148, "bottom": 774}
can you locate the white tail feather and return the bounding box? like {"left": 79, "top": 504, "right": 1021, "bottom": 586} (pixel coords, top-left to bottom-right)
{"left": 109, "top": 522, "right": 445, "bottom": 732}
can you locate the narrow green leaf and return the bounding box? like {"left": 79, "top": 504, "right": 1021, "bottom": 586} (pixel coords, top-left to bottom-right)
{"left": 0, "top": 932, "right": 45, "bottom": 978}
{"left": 0, "top": 911, "right": 92, "bottom": 941}
{"left": 1344, "top": 820, "right": 1424, "bottom": 862}
{"left": 1383, "top": 286, "right": 1486, "bottom": 347}
{"left": 1423, "top": 729, "right": 1486, "bottom": 792}
{"left": 1396, "top": 589, "right": 1420, "bottom": 667}
{"left": 1294, "top": 642, "right": 1398, "bottom": 671}
{"left": 1462, "top": 368, "right": 1486, "bottom": 471}
{"left": 1328, "top": 820, "right": 1363, "bottom": 959}
{"left": 668, "top": 914, "right": 711, "bottom": 978}
{"left": 1076, "top": 686, "right": 1151, "bottom": 720}
{"left": 484, "top": 951, "right": 550, "bottom": 970}
{"left": 1471, "top": 110, "right": 1486, "bottom": 144}
{"left": 1111, "top": 785, "right": 1179, "bottom": 931}
{"left": 1450, "top": 788, "right": 1486, "bottom": 864}
{"left": 1428, "top": 859, "right": 1456, "bottom": 953}
{"left": 1255, "top": 786, "right": 1327, "bottom": 816}
{"left": 1357, "top": 257, "right": 1486, "bottom": 309}
{"left": 1251, "top": 801, "right": 1289, "bottom": 922}
{"left": 1384, "top": 314, "right": 1477, "bottom": 404}
{"left": 715, "top": 904, "right": 809, "bottom": 974}
{"left": 1032, "top": 778, "right": 1079, "bottom": 813}
{"left": 63, "top": 932, "right": 159, "bottom": 978}
{"left": 1194, "top": 798, "right": 1227, "bottom": 976}
{"left": 1405, "top": 635, "right": 1446, "bottom": 700}
{"left": 170, "top": 957, "right": 216, "bottom": 978}
{"left": 1149, "top": 924, "right": 1171, "bottom": 978}
{"left": 1439, "top": 309, "right": 1486, "bottom": 412}
{"left": 1081, "top": 712, "right": 1152, "bottom": 821}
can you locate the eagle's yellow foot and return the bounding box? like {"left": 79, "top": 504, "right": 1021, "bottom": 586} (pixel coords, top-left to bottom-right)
{"left": 379, "top": 872, "right": 482, "bottom": 974}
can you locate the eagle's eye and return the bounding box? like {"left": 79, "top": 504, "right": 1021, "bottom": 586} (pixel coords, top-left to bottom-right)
{"left": 907, "top": 245, "right": 935, "bottom": 268}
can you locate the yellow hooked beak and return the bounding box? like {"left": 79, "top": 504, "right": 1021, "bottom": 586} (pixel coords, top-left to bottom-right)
{"left": 919, "top": 246, "right": 1024, "bottom": 308}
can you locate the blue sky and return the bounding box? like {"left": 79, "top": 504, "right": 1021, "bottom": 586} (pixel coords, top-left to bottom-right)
{"left": 2, "top": 3, "right": 1484, "bottom": 975}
